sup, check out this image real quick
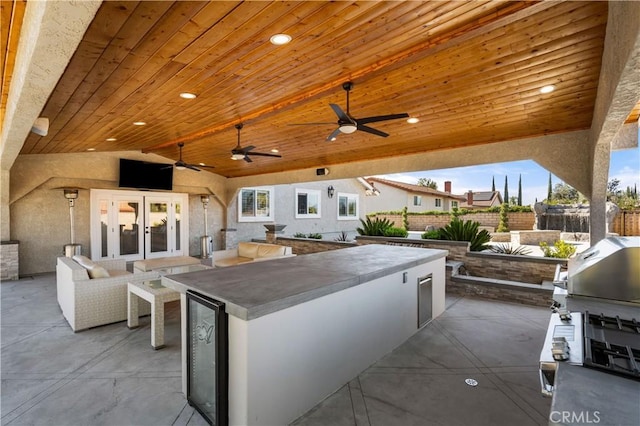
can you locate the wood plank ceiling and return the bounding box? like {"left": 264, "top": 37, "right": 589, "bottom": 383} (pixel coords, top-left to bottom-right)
{"left": 16, "top": 1, "right": 614, "bottom": 178}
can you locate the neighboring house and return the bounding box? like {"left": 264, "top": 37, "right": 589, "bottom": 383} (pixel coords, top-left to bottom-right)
{"left": 364, "top": 178, "right": 466, "bottom": 214}
{"left": 458, "top": 191, "right": 503, "bottom": 209}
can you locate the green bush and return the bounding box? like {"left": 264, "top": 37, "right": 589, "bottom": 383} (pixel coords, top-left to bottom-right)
{"left": 356, "top": 217, "right": 393, "bottom": 236}
{"left": 488, "top": 244, "right": 532, "bottom": 255}
{"left": 383, "top": 227, "right": 409, "bottom": 238}
{"left": 496, "top": 202, "right": 510, "bottom": 232}
{"left": 539, "top": 240, "right": 577, "bottom": 258}
{"left": 402, "top": 206, "right": 409, "bottom": 230}
{"left": 421, "top": 230, "right": 440, "bottom": 239}
{"left": 438, "top": 217, "right": 491, "bottom": 252}
{"left": 293, "top": 232, "right": 306, "bottom": 238}
{"left": 307, "top": 233, "right": 323, "bottom": 239}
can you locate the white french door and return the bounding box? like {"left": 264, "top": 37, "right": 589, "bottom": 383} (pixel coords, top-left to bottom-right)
{"left": 91, "top": 189, "right": 188, "bottom": 261}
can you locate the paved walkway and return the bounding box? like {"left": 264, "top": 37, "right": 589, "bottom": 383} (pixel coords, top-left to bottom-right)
{"left": 2, "top": 273, "right": 551, "bottom": 425}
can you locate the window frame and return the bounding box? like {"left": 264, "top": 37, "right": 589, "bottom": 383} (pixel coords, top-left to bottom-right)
{"left": 435, "top": 198, "right": 442, "bottom": 208}
{"left": 337, "top": 192, "right": 359, "bottom": 220}
{"left": 295, "top": 188, "right": 321, "bottom": 219}
{"left": 238, "top": 186, "right": 274, "bottom": 222}
{"left": 451, "top": 200, "right": 459, "bottom": 209}
{"left": 413, "top": 195, "right": 422, "bottom": 206}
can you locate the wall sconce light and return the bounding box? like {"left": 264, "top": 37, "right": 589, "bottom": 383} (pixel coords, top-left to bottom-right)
{"left": 327, "top": 185, "right": 335, "bottom": 198}
{"left": 200, "top": 195, "right": 210, "bottom": 207}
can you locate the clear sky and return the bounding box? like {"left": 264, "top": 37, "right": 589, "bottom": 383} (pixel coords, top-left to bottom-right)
{"left": 374, "top": 145, "right": 640, "bottom": 206}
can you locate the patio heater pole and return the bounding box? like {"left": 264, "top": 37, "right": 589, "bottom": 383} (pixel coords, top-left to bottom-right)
{"left": 63, "top": 189, "right": 82, "bottom": 257}
{"left": 200, "top": 195, "right": 212, "bottom": 259}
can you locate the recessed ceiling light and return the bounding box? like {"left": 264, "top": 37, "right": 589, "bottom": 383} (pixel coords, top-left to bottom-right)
{"left": 105, "top": 137, "right": 117, "bottom": 141}
{"left": 271, "top": 148, "right": 279, "bottom": 153}
{"left": 330, "top": 137, "right": 337, "bottom": 142}
{"left": 407, "top": 117, "right": 420, "bottom": 124}
{"left": 87, "top": 148, "right": 96, "bottom": 151}
{"left": 133, "top": 121, "right": 146, "bottom": 126}
{"left": 540, "top": 85, "right": 555, "bottom": 94}
{"left": 199, "top": 163, "right": 205, "bottom": 166}
{"left": 270, "top": 33, "right": 291, "bottom": 45}
{"left": 180, "top": 92, "right": 197, "bottom": 99}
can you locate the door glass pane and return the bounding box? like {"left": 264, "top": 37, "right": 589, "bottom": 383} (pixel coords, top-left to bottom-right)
{"left": 100, "top": 200, "right": 109, "bottom": 257}
{"left": 119, "top": 201, "right": 140, "bottom": 255}
{"left": 175, "top": 202, "right": 181, "bottom": 251}
{"left": 149, "top": 202, "right": 168, "bottom": 253}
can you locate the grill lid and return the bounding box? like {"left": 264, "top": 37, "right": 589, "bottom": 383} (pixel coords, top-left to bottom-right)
{"left": 567, "top": 236, "right": 640, "bottom": 303}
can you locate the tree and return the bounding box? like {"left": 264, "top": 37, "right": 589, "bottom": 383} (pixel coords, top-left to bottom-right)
{"left": 517, "top": 174, "right": 522, "bottom": 206}
{"left": 503, "top": 176, "right": 509, "bottom": 204}
{"left": 552, "top": 182, "right": 579, "bottom": 203}
{"left": 496, "top": 202, "right": 509, "bottom": 232}
{"left": 547, "top": 173, "right": 553, "bottom": 202}
{"left": 417, "top": 178, "right": 437, "bottom": 189}
{"left": 491, "top": 176, "right": 495, "bottom": 192}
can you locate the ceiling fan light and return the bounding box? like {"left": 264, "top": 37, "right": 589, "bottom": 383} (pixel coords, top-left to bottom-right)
{"left": 339, "top": 124, "right": 357, "bottom": 134}
{"left": 231, "top": 153, "right": 245, "bottom": 160}
{"left": 175, "top": 165, "right": 186, "bottom": 170}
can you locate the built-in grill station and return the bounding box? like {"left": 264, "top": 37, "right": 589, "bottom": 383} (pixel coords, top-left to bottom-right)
{"left": 539, "top": 236, "right": 640, "bottom": 397}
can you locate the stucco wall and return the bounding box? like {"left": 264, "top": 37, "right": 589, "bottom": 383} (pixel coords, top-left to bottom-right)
{"left": 227, "top": 179, "right": 367, "bottom": 243}
{"left": 9, "top": 151, "right": 226, "bottom": 275}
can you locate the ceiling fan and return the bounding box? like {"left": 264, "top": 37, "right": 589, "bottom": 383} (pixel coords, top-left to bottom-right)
{"left": 292, "top": 81, "right": 409, "bottom": 141}
{"left": 171, "top": 142, "right": 215, "bottom": 171}
{"left": 231, "top": 123, "right": 282, "bottom": 163}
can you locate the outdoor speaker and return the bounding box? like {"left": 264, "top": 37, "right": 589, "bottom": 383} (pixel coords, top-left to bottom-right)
{"left": 316, "top": 168, "right": 329, "bottom": 176}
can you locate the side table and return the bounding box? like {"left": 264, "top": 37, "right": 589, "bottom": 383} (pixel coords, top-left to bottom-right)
{"left": 128, "top": 279, "right": 181, "bottom": 349}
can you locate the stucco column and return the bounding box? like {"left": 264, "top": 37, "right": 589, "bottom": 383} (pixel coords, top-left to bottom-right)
{"left": 589, "top": 143, "right": 610, "bottom": 244}
{"left": 1, "top": 170, "right": 10, "bottom": 240}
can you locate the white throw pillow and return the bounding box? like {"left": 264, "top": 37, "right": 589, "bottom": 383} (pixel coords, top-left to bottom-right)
{"left": 72, "top": 255, "right": 110, "bottom": 279}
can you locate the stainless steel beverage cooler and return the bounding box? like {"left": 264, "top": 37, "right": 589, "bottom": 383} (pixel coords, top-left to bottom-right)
{"left": 187, "top": 291, "right": 228, "bottom": 426}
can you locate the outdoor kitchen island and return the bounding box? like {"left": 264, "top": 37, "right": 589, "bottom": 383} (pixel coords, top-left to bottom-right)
{"left": 161, "top": 244, "right": 447, "bottom": 426}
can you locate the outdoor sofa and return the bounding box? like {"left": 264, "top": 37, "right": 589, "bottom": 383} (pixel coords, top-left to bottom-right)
{"left": 212, "top": 241, "right": 294, "bottom": 267}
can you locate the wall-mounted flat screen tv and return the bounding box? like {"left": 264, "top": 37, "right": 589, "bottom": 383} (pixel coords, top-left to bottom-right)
{"left": 118, "top": 158, "right": 173, "bottom": 190}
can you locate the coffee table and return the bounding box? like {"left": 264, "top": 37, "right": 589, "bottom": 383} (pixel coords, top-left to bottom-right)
{"left": 127, "top": 279, "right": 181, "bottom": 349}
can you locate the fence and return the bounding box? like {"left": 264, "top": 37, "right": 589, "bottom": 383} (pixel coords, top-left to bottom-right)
{"left": 612, "top": 209, "right": 640, "bottom": 236}
{"left": 370, "top": 212, "right": 535, "bottom": 232}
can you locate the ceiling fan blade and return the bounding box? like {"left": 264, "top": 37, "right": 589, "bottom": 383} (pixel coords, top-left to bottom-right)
{"left": 329, "top": 103, "right": 350, "bottom": 122}
{"left": 198, "top": 164, "right": 216, "bottom": 169}
{"left": 241, "top": 145, "right": 256, "bottom": 154}
{"left": 243, "top": 155, "right": 252, "bottom": 163}
{"left": 358, "top": 113, "right": 409, "bottom": 124}
{"left": 326, "top": 128, "right": 341, "bottom": 141}
{"left": 358, "top": 124, "right": 389, "bottom": 138}
{"left": 247, "top": 152, "right": 282, "bottom": 158}
{"left": 185, "top": 164, "right": 201, "bottom": 171}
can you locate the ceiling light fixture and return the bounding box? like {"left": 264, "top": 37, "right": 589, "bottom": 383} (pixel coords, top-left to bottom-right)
{"left": 271, "top": 149, "right": 279, "bottom": 153}
{"left": 105, "top": 137, "right": 117, "bottom": 141}
{"left": 180, "top": 92, "right": 197, "bottom": 99}
{"left": 540, "top": 85, "right": 555, "bottom": 94}
{"left": 270, "top": 33, "right": 291, "bottom": 45}
{"left": 133, "top": 121, "right": 146, "bottom": 126}
{"left": 231, "top": 153, "right": 245, "bottom": 161}
{"left": 87, "top": 148, "right": 96, "bottom": 151}
{"left": 407, "top": 117, "right": 420, "bottom": 124}
{"left": 339, "top": 123, "right": 357, "bottom": 134}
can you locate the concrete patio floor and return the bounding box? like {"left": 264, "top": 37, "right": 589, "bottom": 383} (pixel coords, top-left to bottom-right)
{"left": 2, "top": 273, "right": 551, "bottom": 426}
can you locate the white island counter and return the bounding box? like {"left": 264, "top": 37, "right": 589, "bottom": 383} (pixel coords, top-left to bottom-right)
{"left": 163, "top": 244, "right": 447, "bottom": 425}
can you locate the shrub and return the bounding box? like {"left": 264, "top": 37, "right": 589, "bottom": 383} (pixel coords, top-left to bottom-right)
{"left": 356, "top": 217, "right": 393, "bottom": 236}
{"left": 293, "top": 232, "right": 307, "bottom": 238}
{"left": 383, "top": 227, "right": 409, "bottom": 238}
{"left": 438, "top": 217, "right": 491, "bottom": 251}
{"left": 496, "top": 202, "right": 510, "bottom": 232}
{"left": 402, "top": 206, "right": 409, "bottom": 230}
{"left": 421, "top": 229, "right": 440, "bottom": 239}
{"left": 334, "top": 231, "right": 350, "bottom": 242}
{"left": 307, "top": 233, "right": 323, "bottom": 239}
{"left": 540, "top": 240, "right": 577, "bottom": 258}
{"left": 488, "top": 244, "right": 532, "bottom": 255}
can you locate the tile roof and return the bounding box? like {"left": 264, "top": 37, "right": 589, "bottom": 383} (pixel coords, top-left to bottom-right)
{"left": 367, "top": 177, "right": 466, "bottom": 200}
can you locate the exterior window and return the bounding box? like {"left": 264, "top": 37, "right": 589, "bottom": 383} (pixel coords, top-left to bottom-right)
{"left": 238, "top": 186, "right": 274, "bottom": 222}
{"left": 295, "top": 189, "right": 321, "bottom": 218}
{"left": 435, "top": 198, "right": 442, "bottom": 207}
{"left": 338, "top": 193, "right": 359, "bottom": 220}
{"left": 452, "top": 201, "right": 459, "bottom": 209}
{"left": 413, "top": 195, "right": 422, "bottom": 206}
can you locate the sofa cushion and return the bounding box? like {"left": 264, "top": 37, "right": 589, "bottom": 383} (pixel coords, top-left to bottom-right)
{"left": 133, "top": 256, "right": 201, "bottom": 272}
{"left": 256, "top": 244, "right": 286, "bottom": 258}
{"left": 238, "top": 242, "right": 259, "bottom": 259}
{"left": 214, "top": 256, "right": 254, "bottom": 268}
{"left": 72, "top": 255, "right": 110, "bottom": 279}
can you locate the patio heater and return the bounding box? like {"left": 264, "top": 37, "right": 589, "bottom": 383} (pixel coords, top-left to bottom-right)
{"left": 63, "top": 188, "right": 82, "bottom": 257}
{"left": 200, "top": 195, "right": 212, "bottom": 259}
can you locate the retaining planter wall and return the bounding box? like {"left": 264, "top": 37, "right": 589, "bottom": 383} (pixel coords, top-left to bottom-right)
{"left": 371, "top": 212, "right": 535, "bottom": 232}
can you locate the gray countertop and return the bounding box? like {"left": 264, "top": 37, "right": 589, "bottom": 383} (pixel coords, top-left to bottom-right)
{"left": 162, "top": 244, "right": 447, "bottom": 321}
{"left": 551, "top": 363, "right": 640, "bottom": 426}
{"left": 548, "top": 296, "right": 640, "bottom": 426}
